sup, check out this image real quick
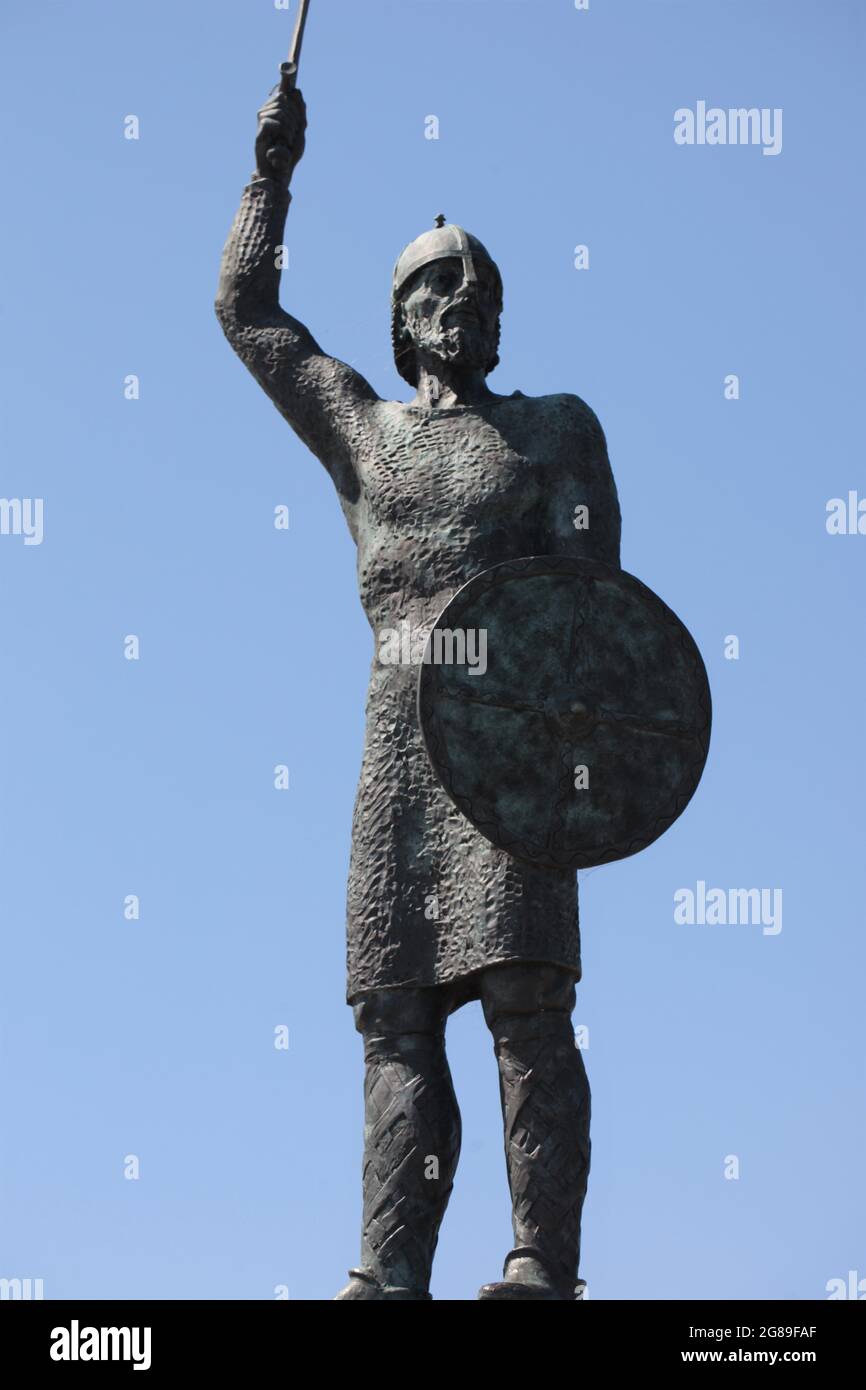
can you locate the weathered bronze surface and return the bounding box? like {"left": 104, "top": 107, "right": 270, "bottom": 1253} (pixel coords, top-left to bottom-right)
{"left": 215, "top": 23, "right": 709, "bottom": 1300}
{"left": 419, "top": 555, "right": 711, "bottom": 871}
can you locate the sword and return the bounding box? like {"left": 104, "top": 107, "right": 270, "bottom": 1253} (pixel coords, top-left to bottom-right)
{"left": 266, "top": 0, "right": 311, "bottom": 176}
{"left": 279, "top": 0, "right": 311, "bottom": 92}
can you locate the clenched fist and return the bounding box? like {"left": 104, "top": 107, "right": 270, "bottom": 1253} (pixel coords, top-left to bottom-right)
{"left": 255, "top": 83, "right": 307, "bottom": 185}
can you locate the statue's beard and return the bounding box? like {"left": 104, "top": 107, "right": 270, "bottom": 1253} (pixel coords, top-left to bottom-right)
{"left": 408, "top": 310, "right": 495, "bottom": 372}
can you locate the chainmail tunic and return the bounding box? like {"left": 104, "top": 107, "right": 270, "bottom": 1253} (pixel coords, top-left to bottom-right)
{"left": 217, "top": 178, "right": 622, "bottom": 1002}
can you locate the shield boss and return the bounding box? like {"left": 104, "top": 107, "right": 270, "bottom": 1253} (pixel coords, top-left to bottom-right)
{"left": 417, "top": 555, "right": 711, "bottom": 871}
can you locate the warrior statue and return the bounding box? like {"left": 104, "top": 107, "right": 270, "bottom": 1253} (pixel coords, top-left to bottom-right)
{"left": 216, "top": 47, "right": 709, "bottom": 1300}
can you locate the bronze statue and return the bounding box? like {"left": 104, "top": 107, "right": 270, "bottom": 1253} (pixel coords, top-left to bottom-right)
{"left": 216, "top": 27, "right": 709, "bottom": 1301}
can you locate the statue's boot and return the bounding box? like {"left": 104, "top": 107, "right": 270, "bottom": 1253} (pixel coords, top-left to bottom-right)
{"left": 333, "top": 1269, "right": 431, "bottom": 1301}
{"left": 477, "top": 964, "right": 591, "bottom": 1302}
{"left": 335, "top": 987, "right": 460, "bottom": 1301}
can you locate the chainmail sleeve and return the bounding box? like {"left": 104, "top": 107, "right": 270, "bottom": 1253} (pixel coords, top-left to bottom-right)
{"left": 215, "top": 174, "right": 377, "bottom": 506}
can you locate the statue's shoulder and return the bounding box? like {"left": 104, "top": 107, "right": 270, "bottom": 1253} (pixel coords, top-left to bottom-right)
{"left": 510, "top": 390, "right": 606, "bottom": 442}
{"left": 509, "top": 388, "right": 595, "bottom": 414}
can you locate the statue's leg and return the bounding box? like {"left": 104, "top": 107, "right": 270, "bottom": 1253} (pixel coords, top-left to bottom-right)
{"left": 334, "top": 985, "right": 461, "bottom": 1301}
{"left": 478, "top": 962, "right": 590, "bottom": 1301}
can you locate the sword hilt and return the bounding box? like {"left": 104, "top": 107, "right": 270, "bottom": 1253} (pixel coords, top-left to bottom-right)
{"left": 266, "top": 63, "right": 301, "bottom": 176}
{"left": 278, "top": 59, "right": 299, "bottom": 94}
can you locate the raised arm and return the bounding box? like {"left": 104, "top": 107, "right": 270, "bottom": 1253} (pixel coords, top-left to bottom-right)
{"left": 215, "top": 83, "right": 378, "bottom": 506}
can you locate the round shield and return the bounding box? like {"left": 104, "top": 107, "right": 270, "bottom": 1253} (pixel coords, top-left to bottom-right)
{"left": 417, "top": 555, "right": 711, "bottom": 871}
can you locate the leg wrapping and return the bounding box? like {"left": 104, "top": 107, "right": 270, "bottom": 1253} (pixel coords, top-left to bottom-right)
{"left": 482, "top": 964, "right": 591, "bottom": 1298}
{"left": 353, "top": 990, "right": 461, "bottom": 1295}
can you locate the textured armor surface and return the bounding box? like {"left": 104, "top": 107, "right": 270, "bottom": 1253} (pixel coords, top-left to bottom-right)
{"left": 216, "top": 177, "right": 622, "bottom": 1002}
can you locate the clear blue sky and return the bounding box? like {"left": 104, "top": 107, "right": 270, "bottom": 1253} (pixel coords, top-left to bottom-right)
{"left": 1, "top": 0, "right": 863, "bottom": 1301}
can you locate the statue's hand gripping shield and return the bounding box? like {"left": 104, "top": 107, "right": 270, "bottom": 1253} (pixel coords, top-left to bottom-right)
{"left": 418, "top": 556, "right": 711, "bottom": 871}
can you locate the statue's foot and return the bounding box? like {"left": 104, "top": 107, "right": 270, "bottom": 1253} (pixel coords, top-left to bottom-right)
{"left": 478, "top": 1250, "right": 584, "bottom": 1302}
{"left": 334, "top": 1267, "right": 432, "bottom": 1301}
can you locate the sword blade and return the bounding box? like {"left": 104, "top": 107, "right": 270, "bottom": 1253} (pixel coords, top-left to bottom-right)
{"left": 288, "top": 0, "right": 311, "bottom": 69}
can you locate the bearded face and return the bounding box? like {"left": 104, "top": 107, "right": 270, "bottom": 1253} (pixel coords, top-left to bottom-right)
{"left": 398, "top": 256, "right": 502, "bottom": 374}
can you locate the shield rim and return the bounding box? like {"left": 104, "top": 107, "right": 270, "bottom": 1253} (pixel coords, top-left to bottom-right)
{"left": 417, "top": 554, "right": 712, "bottom": 871}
